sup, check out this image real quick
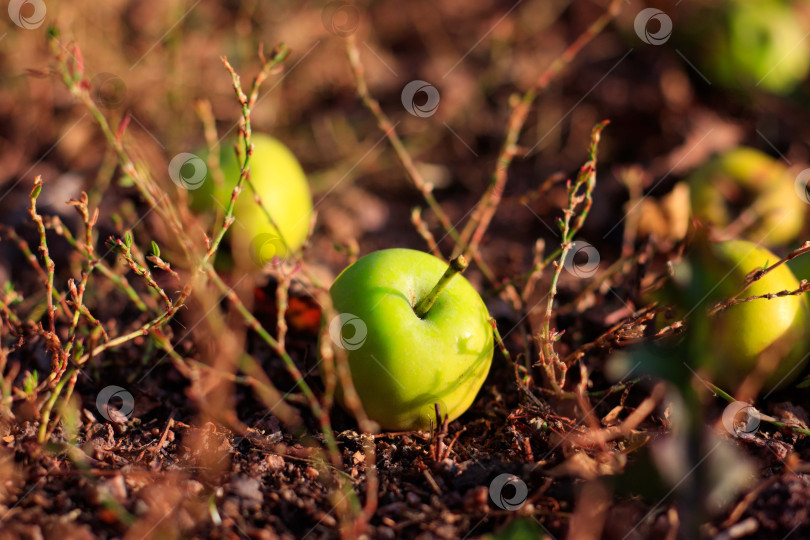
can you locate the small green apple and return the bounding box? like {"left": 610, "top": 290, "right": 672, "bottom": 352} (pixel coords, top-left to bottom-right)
{"left": 688, "top": 148, "right": 805, "bottom": 246}
{"left": 639, "top": 237, "right": 809, "bottom": 391}
{"left": 705, "top": 0, "right": 810, "bottom": 94}
{"left": 698, "top": 240, "right": 808, "bottom": 390}
{"left": 193, "top": 134, "right": 313, "bottom": 267}
{"left": 325, "top": 249, "right": 494, "bottom": 430}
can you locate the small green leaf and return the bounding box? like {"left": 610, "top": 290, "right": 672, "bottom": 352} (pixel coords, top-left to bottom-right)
{"left": 151, "top": 241, "right": 160, "bottom": 257}
{"left": 124, "top": 231, "right": 133, "bottom": 248}
{"left": 23, "top": 370, "right": 39, "bottom": 395}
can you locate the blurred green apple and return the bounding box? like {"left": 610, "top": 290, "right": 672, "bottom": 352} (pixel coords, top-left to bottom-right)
{"left": 705, "top": 0, "right": 810, "bottom": 94}
{"left": 688, "top": 148, "right": 804, "bottom": 246}
{"left": 637, "top": 237, "right": 809, "bottom": 391}
{"left": 709, "top": 240, "right": 808, "bottom": 390}
{"left": 687, "top": 240, "right": 809, "bottom": 391}
{"left": 325, "top": 249, "right": 493, "bottom": 430}
{"left": 192, "top": 134, "right": 313, "bottom": 267}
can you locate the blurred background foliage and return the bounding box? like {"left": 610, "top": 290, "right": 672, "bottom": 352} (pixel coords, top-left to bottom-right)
{"left": 2, "top": 0, "right": 808, "bottom": 288}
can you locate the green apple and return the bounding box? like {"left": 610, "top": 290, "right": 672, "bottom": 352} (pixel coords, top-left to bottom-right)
{"left": 193, "top": 134, "right": 313, "bottom": 266}
{"left": 325, "top": 249, "right": 494, "bottom": 430}
{"left": 705, "top": 0, "right": 810, "bottom": 94}
{"left": 638, "top": 237, "right": 809, "bottom": 391}
{"left": 697, "top": 240, "right": 808, "bottom": 390}
{"left": 688, "top": 148, "right": 805, "bottom": 246}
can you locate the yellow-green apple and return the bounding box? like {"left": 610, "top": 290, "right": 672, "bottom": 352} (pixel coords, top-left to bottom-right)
{"left": 688, "top": 148, "right": 804, "bottom": 246}
{"left": 325, "top": 249, "right": 494, "bottom": 430}
{"left": 684, "top": 239, "right": 808, "bottom": 391}
{"left": 192, "top": 134, "right": 313, "bottom": 267}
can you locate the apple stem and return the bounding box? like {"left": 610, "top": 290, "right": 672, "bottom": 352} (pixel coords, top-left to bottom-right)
{"left": 414, "top": 255, "right": 469, "bottom": 318}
